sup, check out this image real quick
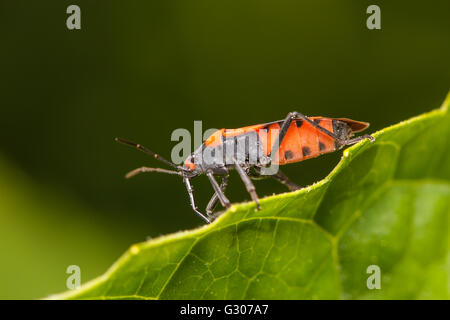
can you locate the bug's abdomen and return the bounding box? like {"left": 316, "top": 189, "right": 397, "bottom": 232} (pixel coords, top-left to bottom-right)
{"left": 258, "top": 118, "right": 337, "bottom": 165}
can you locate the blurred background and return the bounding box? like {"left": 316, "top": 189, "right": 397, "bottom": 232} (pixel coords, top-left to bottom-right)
{"left": 0, "top": 0, "right": 449, "bottom": 299}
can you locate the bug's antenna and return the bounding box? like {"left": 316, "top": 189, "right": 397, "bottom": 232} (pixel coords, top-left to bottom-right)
{"left": 125, "top": 166, "right": 183, "bottom": 179}
{"left": 115, "top": 137, "right": 185, "bottom": 170}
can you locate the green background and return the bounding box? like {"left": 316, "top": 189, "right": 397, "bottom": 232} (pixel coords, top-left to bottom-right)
{"left": 0, "top": 1, "right": 449, "bottom": 299}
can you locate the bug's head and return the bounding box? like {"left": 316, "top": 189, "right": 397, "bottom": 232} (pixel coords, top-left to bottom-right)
{"left": 183, "top": 154, "right": 194, "bottom": 169}
{"left": 183, "top": 154, "right": 200, "bottom": 176}
{"left": 333, "top": 118, "right": 370, "bottom": 141}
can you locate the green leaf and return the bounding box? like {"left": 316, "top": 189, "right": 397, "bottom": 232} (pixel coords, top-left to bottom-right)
{"left": 50, "top": 94, "right": 450, "bottom": 300}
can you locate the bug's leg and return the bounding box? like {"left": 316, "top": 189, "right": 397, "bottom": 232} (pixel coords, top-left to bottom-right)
{"left": 233, "top": 158, "right": 261, "bottom": 210}
{"left": 269, "top": 112, "right": 340, "bottom": 161}
{"left": 268, "top": 112, "right": 299, "bottom": 161}
{"left": 206, "top": 194, "right": 219, "bottom": 216}
{"left": 273, "top": 112, "right": 374, "bottom": 154}
{"left": 184, "top": 177, "right": 211, "bottom": 223}
{"left": 270, "top": 111, "right": 373, "bottom": 162}
{"left": 206, "top": 171, "right": 231, "bottom": 209}
{"left": 293, "top": 112, "right": 375, "bottom": 145}
{"left": 272, "top": 170, "right": 300, "bottom": 191}
{"left": 206, "top": 176, "right": 229, "bottom": 216}
{"left": 344, "top": 134, "right": 375, "bottom": 145}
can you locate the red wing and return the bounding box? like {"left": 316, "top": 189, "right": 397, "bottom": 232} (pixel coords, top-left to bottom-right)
{"left": 334, "top": 118, "right": 370, "bottom": 132}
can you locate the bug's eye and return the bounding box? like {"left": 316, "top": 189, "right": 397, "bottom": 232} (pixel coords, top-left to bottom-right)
{"left": 184, "top": 155, "right": 197, "bottom": 171}
{"left": 186, "top": 154, "right": 196, "bottom": 165}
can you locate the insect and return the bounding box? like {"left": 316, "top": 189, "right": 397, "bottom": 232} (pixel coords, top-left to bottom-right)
{"left": 116, "top": 111, "right": 374, "bottom": 223}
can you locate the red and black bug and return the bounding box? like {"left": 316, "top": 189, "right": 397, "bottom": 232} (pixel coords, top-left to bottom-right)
{"left": 116, "top": 111, "right": 374, "bottom": 223}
